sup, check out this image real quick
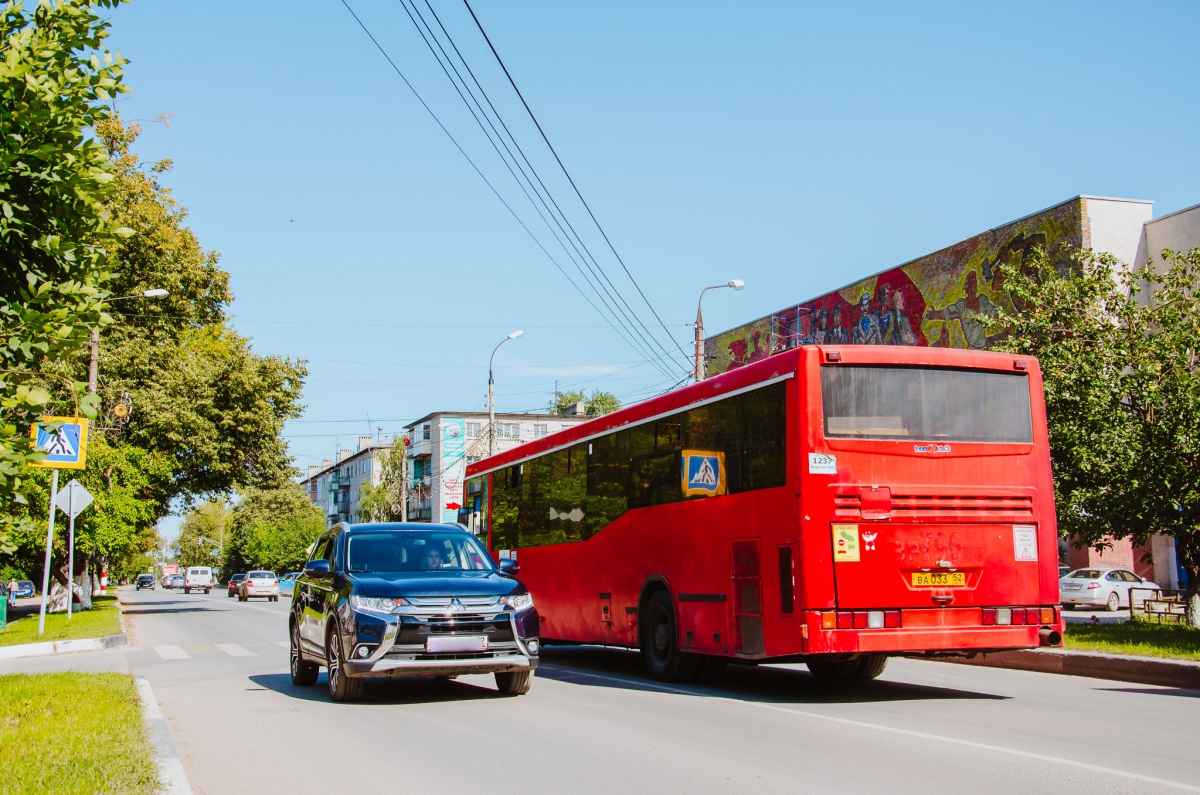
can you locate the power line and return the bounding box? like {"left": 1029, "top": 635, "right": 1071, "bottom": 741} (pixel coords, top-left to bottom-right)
{"left": 336, "top": 0, "right": 672, "bottom": 378}
{"left": 391, "top": 0, "right": 677, "bottom": 379}
{"left": 463, "top": 0, "right": 692, "bottom": 371}
{"left": 415, "top": 0, "right": 685, "bottom": 375}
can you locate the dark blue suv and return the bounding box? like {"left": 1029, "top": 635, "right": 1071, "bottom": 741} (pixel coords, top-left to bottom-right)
{"left": 289, "top": 522, "right": 539, "bottom": 702}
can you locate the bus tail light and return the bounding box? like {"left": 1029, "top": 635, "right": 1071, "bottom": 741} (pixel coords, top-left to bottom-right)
{"left": 821, "top": 612, "right": 836, "bottom": 630}
{"left": 1010, "top": 608, "right": 1027, "bottom": 625}
{"left": 982, "top": 608, "right": 996, "bottom": 626}
{"left": 852, "top": 612, "right": 869, "bottom": 629}
{"left": 867, "top": 611, "right": 885, "bottom": 629}
{"left": 836, "top": 612, "right": 853, "bottom": 629}
{"left": 1039, "top": 607, "right": 1055, "bottom": 624}
{"left": 883, "top": 610, "right": 901, "bottom": 628}
{"left": 994, "top": 608, "right": 1012, "bottom": 625}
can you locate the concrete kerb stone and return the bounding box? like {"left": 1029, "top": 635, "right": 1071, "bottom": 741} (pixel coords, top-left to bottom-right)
{"left": 0, "top": 632, "right": 127, "bottom": 660}
{"left": 924, "top": 647, "right": 1200, "bottom": 689}
{"left": 136, "top": 676, "right": 193, "bottom": 795}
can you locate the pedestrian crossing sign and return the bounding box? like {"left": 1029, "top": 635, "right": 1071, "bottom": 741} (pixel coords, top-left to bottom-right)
{"left": 28, "top": 417, "right": 89, "bottom": 470}
{"left": 682, "top": 450, "right": 726, "bottom": 498}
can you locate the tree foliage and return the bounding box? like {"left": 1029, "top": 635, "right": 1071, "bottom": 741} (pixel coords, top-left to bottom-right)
{"left": 357, "top": 438, "right": 407, "bottom": 522}
{"left": 991, "top": 248, "right": 1200, "bottom": 624}
{"left": 0, "top": 0, "right": 128, "bottom": 551}
{"left": 551, "top": 388, "right": 621, "bottom": 417}
{"left": 221, "top": 484, "right": 324, "bottom": 576}
{"left": 173, "top": 500, "right": 228, "bottom": 569}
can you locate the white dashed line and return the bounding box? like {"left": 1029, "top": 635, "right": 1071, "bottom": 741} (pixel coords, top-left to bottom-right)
{"left": 214, "top": 643, "right": 256, "bottom": 657}
{"left": 154, "top": 645, "right": 190, "bottom": 660}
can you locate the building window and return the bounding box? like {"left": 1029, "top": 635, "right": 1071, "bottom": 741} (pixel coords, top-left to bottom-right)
{"left": 466, "top": 422, "right": 481, "bottom": 439}
{"left": 534, "top": 424, "right": 548, "bottom": 439}
{"left": 422, "top": 423, "right": 431, "bottom": 441}
{"left": 497, "top": 423, "right": 520, "bottom": 440}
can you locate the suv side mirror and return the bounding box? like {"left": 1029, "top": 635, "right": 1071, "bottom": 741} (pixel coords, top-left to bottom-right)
{"left": 304, "top": 559, "right": 331, "bottom": 579}
{"left": 499, "top": 559, "right": 520, "bottom": 575}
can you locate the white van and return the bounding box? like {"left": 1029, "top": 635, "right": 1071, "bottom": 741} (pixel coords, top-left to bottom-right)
{"left": 184, "top": 566, "right": 214, "bottom": 594}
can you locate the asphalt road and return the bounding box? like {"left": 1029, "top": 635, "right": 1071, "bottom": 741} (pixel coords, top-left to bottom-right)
{"left": 5, "top": 586, "right": 1199, "bottom": 795}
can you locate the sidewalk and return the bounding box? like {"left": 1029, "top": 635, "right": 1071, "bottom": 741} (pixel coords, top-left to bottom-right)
{"left": 926, "top": 646, "right": 1200, "bottom": 689}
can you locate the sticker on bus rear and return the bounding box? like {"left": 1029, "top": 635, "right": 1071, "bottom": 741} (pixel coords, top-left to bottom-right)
{"left": 1013, "top": 525, "right": 1037, "bottom": 561}
{"left": 832, "top": 524, "right": 860, "bottom": 562}
{"left": 808, "top": 453, "right": 837, "bottom": 474}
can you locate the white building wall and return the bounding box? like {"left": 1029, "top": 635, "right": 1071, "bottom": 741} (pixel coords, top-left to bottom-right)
{"left": 1135, "top": 202, "right": 1200, "bottom": 270}
{"left": 1083, "top": 196, "right": 1154, "bottom": 267}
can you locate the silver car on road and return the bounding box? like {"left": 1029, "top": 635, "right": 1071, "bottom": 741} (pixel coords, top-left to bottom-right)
{"left": 1060, "top": 568, "right": 1161, "bottom": 612}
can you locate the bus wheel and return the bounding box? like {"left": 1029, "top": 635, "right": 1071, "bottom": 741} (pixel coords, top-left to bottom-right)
{"left": 854, "top": 654, "right": 888, "bottom": 680}
{"left": 640, "top": 591, "right": 700, "bottom": 683}
{"left": 806, "top": 658, "right": 859, "bottom": 681}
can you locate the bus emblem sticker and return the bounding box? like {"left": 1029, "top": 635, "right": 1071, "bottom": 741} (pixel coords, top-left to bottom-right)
{"left": 832, "top": 524, "right": 860, "bottom": 562}
{"left": 1013, "top": 525, "right": 1037, "bottom": 561}
{"left": 682, "top": 450, "right": 726, "bottom": 497}
{"left": 808, "top": 453, "right": 837, "bottom": 474}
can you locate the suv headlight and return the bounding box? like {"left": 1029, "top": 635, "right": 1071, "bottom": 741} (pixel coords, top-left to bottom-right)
{"left": 350, "top": 595, "right": 409, "bottom": 614}
{"left": 500, "top": 593, "right": 533, "bottom": 610}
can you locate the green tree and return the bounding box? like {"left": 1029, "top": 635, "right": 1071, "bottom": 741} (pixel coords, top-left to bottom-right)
{"left": 173, "top": 500, "right": 228, "bottom": 569}
{"left": 992, "top": 248, "right": 1200, "bottom": 625}
{"left": 357, "top": 437, "right": 408, "bottom": 522}
{"left": 551, "top": 388, "right": 621, "bottom": 416}
{"left": 0, "top": 0, "right": 129, "bottom": 552}
{"left": 222, "top": 484, "right": 324, "bottom": 575}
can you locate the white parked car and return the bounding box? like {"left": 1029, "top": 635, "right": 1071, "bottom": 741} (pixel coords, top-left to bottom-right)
{"left": 1059, "top": 568, "right": 1161, "bottom": 612}
{"left": 183, "top": 566, "right": 214, "bottom": 594}
{"left": 238, "top": 570, "right": 280, "bottom": 602}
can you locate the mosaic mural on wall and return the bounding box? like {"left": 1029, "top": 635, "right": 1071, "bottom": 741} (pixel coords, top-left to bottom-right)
{"left": 703, "top": 197, "right": 1086, "bottom": 377}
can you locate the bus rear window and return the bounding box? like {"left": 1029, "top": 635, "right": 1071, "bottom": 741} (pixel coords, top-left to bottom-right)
{"left": 821, "top": 366, "right": 1033, "bottom": 443}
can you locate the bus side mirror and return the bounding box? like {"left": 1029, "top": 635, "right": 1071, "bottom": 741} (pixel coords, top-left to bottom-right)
{"left": 499, "top": 559, "right": 520, "bottom": 576}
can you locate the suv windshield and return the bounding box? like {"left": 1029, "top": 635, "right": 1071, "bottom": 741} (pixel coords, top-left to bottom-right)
{"left": 821, "top": 365, "right": 1033, "bottom": 443}
{"left": 346, "top": 530, "right": 493, "bottom": 574}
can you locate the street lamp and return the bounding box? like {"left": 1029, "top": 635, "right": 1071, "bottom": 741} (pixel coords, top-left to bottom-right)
{"left": 694, "top": 280, "right": 744, "bottom": 381}
{"left": 89, "top": 288, "right": 170, "bottom": 394}
{"left": 488, "top": 330, "right": 524, "bottom": 456}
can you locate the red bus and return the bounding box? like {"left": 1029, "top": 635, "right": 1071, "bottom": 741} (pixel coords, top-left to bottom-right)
{"left": 463, "top": 345, "right": 1065, "bottom": 683}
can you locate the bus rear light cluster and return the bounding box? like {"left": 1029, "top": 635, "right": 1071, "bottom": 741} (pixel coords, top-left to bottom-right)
{"left": 821, "top": 610, "right": 901, "bottom": 630}
{"left": 983, "top": 607, "right": 1055, "bottom": 626}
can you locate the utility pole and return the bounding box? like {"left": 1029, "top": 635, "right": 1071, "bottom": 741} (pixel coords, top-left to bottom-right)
{"left": 694, "top": 280, "right": 745, "bottom": 381}
{"left": 488, "top": 330, "right": 523, "bottom": 456}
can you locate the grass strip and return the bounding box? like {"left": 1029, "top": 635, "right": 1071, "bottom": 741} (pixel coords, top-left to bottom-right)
{"left": 1064, "top": 617, "right": 1200, "bottom": 662}
{"left": 0, "top": 595, "right": 122, "bottom": 648}
{"left": 0, "top": 672, "right": 158, "bottom": 794}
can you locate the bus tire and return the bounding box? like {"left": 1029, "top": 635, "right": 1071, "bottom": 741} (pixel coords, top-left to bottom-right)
{"left": 854, "top": 654, "right": 888, "bottom": 680}
{"left": 640, "top": 591, "right": 700, "bottom": 683}
{"left": 806, "top": 658, "right": 859, "bottom": 681}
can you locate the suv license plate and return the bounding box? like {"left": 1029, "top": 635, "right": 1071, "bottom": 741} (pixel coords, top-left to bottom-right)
{"left": 426, "top": 636, "right": 487, "bottom": 653}
{"left": 912, "top": 572, "right": 966, "bottom": 587}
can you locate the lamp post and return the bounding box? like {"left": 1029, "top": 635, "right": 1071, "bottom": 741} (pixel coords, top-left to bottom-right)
{"left": 88, "top": 288, "right": 169, "bottom": 394}
{"left": 488, "top": 330, "right": 524, "bottom": 456}
{"left": 694, "top": 280, "right": 744, "bottom": 382}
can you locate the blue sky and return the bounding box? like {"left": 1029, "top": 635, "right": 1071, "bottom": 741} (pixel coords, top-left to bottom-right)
{"left": 106, "top": 1, "right": 1199, "bottom": 529}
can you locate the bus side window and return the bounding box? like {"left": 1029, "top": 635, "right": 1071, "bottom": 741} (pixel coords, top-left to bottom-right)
{"left": 778, "top": 546, "right": 794, "bottom": 614}
{"left": 586, "top": 430, "right": 630, "bottom": 538}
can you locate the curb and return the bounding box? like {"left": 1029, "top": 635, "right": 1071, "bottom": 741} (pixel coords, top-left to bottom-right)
{"left": 926, "top": 647, "right": 1200, "bottom": 689}
{"left": 0, "top": 632, "right": 127, "bottom": 660}
{"left": 136, "top": 677, "right": 193, "bottom": 795}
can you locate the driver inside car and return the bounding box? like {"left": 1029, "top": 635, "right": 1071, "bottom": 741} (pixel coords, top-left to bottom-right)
{"left": 423, "top": 547, "right": 444, "bottom": 570}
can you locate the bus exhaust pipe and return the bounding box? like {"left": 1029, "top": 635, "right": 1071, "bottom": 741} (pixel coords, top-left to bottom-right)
{"left": 1039, "top": 627, "right": 1062, "bottom": 646}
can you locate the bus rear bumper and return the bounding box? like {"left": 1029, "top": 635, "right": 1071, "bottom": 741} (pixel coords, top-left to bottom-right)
{"left": 805, "top": 620, "right": 1064, "bottom": 656}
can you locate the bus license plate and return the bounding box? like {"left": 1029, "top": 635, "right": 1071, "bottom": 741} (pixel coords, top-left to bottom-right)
{"left": 912, "top": 572, "right": 966, "bottom": 587}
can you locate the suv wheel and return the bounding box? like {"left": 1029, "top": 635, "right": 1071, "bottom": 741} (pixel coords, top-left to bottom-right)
{"left": 290, "top": 621, "right": 319, "bottom": 686}
{"left": 494, "top": 670, "right": 533, "bottom": 695}
{"left": 325, "top": 625, "right": 363, "bottom": 703}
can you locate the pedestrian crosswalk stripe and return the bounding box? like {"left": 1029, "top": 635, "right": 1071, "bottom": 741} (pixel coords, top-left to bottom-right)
{"left": 214, "top": 643, "right": 256, "bottom": 657}
{"left": 155, "top": 645, "right": 190, "bottom": 660}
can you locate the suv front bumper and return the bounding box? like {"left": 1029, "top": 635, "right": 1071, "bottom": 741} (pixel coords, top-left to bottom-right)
{"left": 344, "top": 653, "right": 537, "bottom": 679}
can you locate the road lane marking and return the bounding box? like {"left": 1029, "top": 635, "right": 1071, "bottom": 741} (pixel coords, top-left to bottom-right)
{"left": 154, "top": 645, "right": 190, "bottom": 660}
{"left": 198, "top": 593, "right": 289, "bottom": 615}
{"left": 214, "top": 644, "right": 256, "bottom": 657}
{"left": 542, "top": 665, "right": 1200, "bottom": 793}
